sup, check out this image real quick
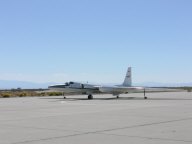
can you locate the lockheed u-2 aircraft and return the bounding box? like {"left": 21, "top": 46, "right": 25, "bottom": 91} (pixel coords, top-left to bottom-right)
{"left": 49, "top": 67, "right": 148, "bottom": 99}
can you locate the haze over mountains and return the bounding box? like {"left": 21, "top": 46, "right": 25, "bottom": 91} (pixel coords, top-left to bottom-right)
{"left": 0, "top": 80, "right": 56, "bottom": 89}
{"left": 0, "top": 80, "right": 192, "bottom": 89}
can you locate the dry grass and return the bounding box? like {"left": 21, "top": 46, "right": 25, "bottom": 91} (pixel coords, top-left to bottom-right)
{"left": 0, "top": 90, "right": 63, "bottom": 98}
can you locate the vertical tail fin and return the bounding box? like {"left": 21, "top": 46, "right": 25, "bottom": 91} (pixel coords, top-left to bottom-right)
{"left": 123, "top": 67, "right": 132, "bottom": 87}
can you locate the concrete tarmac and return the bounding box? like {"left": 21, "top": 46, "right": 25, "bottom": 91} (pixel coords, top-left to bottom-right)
{"left": 0, "top": 92, "right": 192, "bottom": 144}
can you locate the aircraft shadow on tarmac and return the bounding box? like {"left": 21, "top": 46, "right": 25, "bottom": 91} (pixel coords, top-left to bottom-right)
{"left": 40, "top": 96, "right": 192, "bottom": 101}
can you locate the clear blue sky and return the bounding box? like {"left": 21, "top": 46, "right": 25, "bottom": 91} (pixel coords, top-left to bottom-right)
{"left": 0, "top": 0, "right": 192, "bottom": 84}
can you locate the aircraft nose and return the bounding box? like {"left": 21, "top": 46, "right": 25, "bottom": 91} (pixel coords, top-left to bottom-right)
{"left": 48, "top": 85, "right": 66, "bottom": 89}
{"left": 48, "top": 86, "right": 54, "bottom": 89}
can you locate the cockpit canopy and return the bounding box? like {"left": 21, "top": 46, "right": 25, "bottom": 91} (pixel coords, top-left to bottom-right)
{"left": 65, "top": 81, "right": 75, "bottom": 86}
{"left": 69, "top": 81, "right": 74, "bottom": 84}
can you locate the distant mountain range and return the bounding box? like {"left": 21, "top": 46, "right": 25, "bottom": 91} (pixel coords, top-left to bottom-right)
{"left": 0, "top": 80, "right": 57, "bottom": 89}
{"left": 134, "top": 82, "right": 192, "bottom": 87}
{"left": 0, "top": 80, "right": 192, "bottom": 89}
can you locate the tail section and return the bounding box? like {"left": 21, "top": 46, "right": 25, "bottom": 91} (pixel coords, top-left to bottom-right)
{"left": 122, "top": 67, "right": 132, "bottom": 87}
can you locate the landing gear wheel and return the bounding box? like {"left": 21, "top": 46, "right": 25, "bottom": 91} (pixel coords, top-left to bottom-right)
{"left": 88, "top": 95, "right": 93, "bottom": 100}
{"left": 143, "top": 89, "right": 147, "bottom": 99}
{"left": 64, "top": 97, "right": 66, "bottom": 99}
{"left": 116, "top": 95, "right": 119, "bottom": 99}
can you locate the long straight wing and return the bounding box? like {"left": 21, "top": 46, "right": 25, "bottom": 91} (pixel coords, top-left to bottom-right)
{"left": 97, "top": 86, "right": 143, "bottom": 94}
{"left": 97, "top": 86, "right": 184, "bottom": 95}
{"left": 144, "top": 87, "right": 184, "bottom": 92}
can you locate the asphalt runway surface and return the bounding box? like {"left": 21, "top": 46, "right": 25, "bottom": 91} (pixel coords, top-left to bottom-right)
{"left": 0, "top": 92, "right": 192, "bottom": 144}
